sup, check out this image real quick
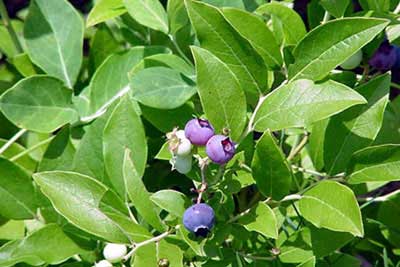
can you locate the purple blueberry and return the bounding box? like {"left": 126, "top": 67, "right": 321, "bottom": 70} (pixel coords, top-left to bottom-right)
{"left": 206, "top": 135, "right": 235, "bottom": 164}
{"left": 184, "top": 118, "right": 215, "bottom": 146}
{"left": 369, "top": 41, "right": 397, "bottom": 71}
{"left": 183, "top": 203, "right": 215, "bottom": 237}
{"left": 393, "top": 45, "right": 400, "bottom": 69}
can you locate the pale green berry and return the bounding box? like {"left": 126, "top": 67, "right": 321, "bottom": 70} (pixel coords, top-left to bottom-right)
{"left": 174, "top": 155, "right": 192, "bottom": 174}
{"left": 95, "top": 260, "right": 113, "bottom": 267}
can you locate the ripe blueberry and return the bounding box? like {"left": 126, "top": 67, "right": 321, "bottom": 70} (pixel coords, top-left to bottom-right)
{"left": 369, "top": 41, "right": 397, "bottom": 71}
{"left": 340, "top": 50, "right": 362, "bottom": 70}
{"left": 206, "top": 135, "right": 235, "bottom": 164}
{"left": 95, "top": 260, "right": 113, "bottom": 267}
{"left": 393, "top": 45, "right": 400, "bottom": 69}
{"left": 183, "top": 203, "right": 215, "bottom": 237}
{"left": 173, "top": 155, "right": 192, "bottom": 174}
{"left": 103, "top": 243, "right": 127, "bottom": 263}
{"left": 184, "top": 118, "right": 215, "bottom": 146}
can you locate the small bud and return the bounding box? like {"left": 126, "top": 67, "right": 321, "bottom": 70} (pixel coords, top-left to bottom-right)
{"left": 158, "top": 258, "right": 170, "bottom": 267}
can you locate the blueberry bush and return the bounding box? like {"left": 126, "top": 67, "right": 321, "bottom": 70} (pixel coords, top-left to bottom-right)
{"left": 1, "top": 0, "right": 400, "bottom": 266}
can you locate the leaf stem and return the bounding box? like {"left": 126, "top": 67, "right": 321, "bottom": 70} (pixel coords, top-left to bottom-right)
{"left": 123, "top": 229, "right": 173, "bottom": 261}
{"left": 0, "top": 128, "right": 27, "bottom": 155}
{"left": 394, "top": 2, "right": 400, "bottom": 14}
{"left": 0, "top": 0, "right": 23, "bottom": 53}
{"left": 10, "top": 135, "right": 54, "bottom": 162}
{"left": 168, "top": 34, "right": 194, "bottom": 67}
{"left": 287, "top": 132, "right": 309, "bottom": 161}
{"left": 322, "top": 11, "right": 330, "bottom": 24}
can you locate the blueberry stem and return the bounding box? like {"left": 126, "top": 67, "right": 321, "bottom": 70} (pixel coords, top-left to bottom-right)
{"left": 123, "top": 229, "right": 173, "bottom": 261}
{"left": 239, "top": 94, "right": 268, "bottom": 142}
{"left": 0, "top": 128, "right": 27, "bottom": 155}
{"left": 0, "top": 0, "right": 23, "bottom": 53}
{"left": 287, "top": 132, "right": 309, "bottom": 161}
{"left": 196, "top": 159, "right": 208, "bottom": 203}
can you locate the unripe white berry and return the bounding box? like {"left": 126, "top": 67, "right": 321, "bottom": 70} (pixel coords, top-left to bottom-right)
{"left": 103, "top": 243, "right": 127, "bottom": 263}
{"left": 176, "top": 137, "right": 192, "bottom": 156}
{"left": 340, "top": 50, "right": 362, "bottom": 70}
{"left": 95, "top": 260, "right": 113, "bottom": 267}
{"left": 174, "top": 155, "right": 192, "bottom": 174}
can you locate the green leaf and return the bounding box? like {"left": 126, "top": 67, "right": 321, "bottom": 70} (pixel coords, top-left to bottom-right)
{"left": 308, "top": 119, "right": 329, "bottom": 171}
{"left": 309, "top": 225, "right": 353, "bottom": 258}
{"left": 0, "top": 158, "right": 37, "bottom": 220}
{"left": 87, "top": 0, "right": 126, "bottom": 27}
{"left": 88, "top": 24, "right": 121, "bottom": 75}
{"left": 279, "top": 228, "right": 313, "bottom": 263}
{"left": 103, "top": 97, "right": 147, "bottom": 196}
{"left": 0, "top": 224, "right": 84, "bottom": 267}
{"left": 131, "top": 67, "right": 196, "bottom": 109}
{"left": 348, "top": 145, "right": 400, "bottom": 184}
{"left": 0, "top": 220, "right": 25, "bottom": 240}
{"left": 0, "top": 21, "right": 24, "bottom": 58}
{"left": 253, "top": 79, "right": 366, "bottom": 132}
{"left": 255, "top": 2, "right": 306, "bottom": 46}
{"left": 0, "top": 76, "right": 77, "bottom": 133}
{"left": 167, "top": 0, "right": 190, "bottom": 34}
{"left": 123, "top": 149, "right": 165, "bottom": 231}
{"left": 73, "top": 112, "right": 110, "bottom": 183}
{"left": 158, "top": 240, "right": 184, "bottom": 267}
{"left": 150, "top": 190, "right": 189, "bottom": 218}
{"left": 238, "top": 202, "right": 278, "bottom": 239}
{"left": 32, "top": 171, "right": 131, "bottom": 243}
{"left": 38, "top": 127, "right": 75, "bottom": 172}
{"left": 0, "top": 138, "right": 37, "bottom": 174}
{"left": 320, "top": 0, "right": 350, "bottom": 18}
{"left": 24, "top": 0, "right": 84, "bottom": 87}
{"left": 191, "top": 46, "right": 247, "bottom": 141}
{"left": 324, "top": 74, "right": 390, "bottom": 175}
{"left": 186, "top": 0, "right": 267, "bottom": 102}
{"left": 222, "top": 8, "right": 282, "bottom": 69}
{"left": 84, "top": 46, "right": 169, "bottom": 118}
{"left": 141, "top": 103, "right": 195, "bottom": 132}
{"left": 132, "top": 243, "right": 158, "bottom": 266}
{"left": 297, "top": 257, "right": 316, "bottom": 267}
{"left": 124, "top": 0, "right": 169, "bottom": 34}
{"left": 251, "top": 131, "right": 292, "bottom": 200}
{"left": 9, "top": 53, "right": 37, "bottom": 77}
{"left": 299, "top": 181, "right": 364, "bottom": 237}
{"left": 377, "top": 191, "right": 400, "bottom": 247}
{"left": 288, "top": 18, "right": 389, "bottom": 81}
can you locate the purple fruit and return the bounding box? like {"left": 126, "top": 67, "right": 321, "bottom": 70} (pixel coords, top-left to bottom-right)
{"left": 206, "top": 135, "right": 235, "bottom": 164}
{"left": 393, "top": 45, "right": 400, "bottom": 69}
{"left": 369, "top": 41, "right": 397, "bottom": 71}
{"left": 183, "top": 203, "right": 215, "bottom": 237}
{"left": 184, "top": 118, "right": 215, "bottom": 146}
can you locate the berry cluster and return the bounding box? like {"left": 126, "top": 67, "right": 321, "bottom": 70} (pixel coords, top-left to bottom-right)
{"left": 167, "top": 118, "right": 236, "bottom": 174}
{"left": 166, "top": 118, "right": 235, "bottom": 237}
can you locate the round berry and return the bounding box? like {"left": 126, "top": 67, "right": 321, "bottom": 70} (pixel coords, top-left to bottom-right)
{"left": 174, "top": 155, "right": 192, "bottom": 174}
{"left": 369, "top": 41, "right": 397, "bottom": 71}
{"left": 184, "top": 118, "right": 215, "bottom": 146}
{"left": 206, "top": 135, "right": 235, "bottom": 164}
{"left": 175, "top": 130, "right": 192, "bottom": 156}
{"left": 95, "top": 260, "right": 113, "bottom": 267}
{"left": 183, "top": 203, "right": 215, "bottom": 237}
{"left": 393, "top": 45, "right": 400, "bottom": 69}
{"left": 103, "top": 243, "right": 127, "bottom": 263}
{"left": 340, "top": 50, "right": 362, "bottom": 70}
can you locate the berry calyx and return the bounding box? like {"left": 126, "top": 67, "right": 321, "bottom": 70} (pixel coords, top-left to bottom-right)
{"left": 184, "top": 118, "right": 215, "bottom": 146}
{"left": 103, "top": 243, "right": 127, "bottom": 263}
{"left": 183, "top": 203, "right": 215, "bottom": 237}
{"left": 206, "top": 135, "right": 235, "bottom": 164}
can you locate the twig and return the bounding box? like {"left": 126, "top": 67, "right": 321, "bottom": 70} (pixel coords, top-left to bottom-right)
{"left": 391, "top": 82, "right": 400, "bottom": 90}
{"left": 196, "top": 157, "right": 209, "bottom": 204}
{"left": 287, "top": 133, "right": 309, "bottom": 161}
{"left": 10, "top": 135, "right": 54, "bottom": 161}
{"left": 238, "top": 252, "right": 275, "bottom": 261}
{"left": 322, "top": 11, "right": 330, "bottom": 23}
{"left": 0, "top": 128, "right": 27, "bottom": 155}
{"left": 168, "top": 34, "right": 193, "bottom": 67}
{"left": 0, "top": 0, "right": 23, "bottom": 53}
{"left": 123, "top": 230, "right": 172, "bottom": 261}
